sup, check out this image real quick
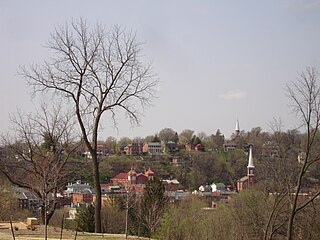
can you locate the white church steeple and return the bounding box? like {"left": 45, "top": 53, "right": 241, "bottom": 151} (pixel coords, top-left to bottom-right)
{"left": 235, "top": 119, "right": 240, "bottom": 135}
{"left": 247, "top": 145, "right": 255, "bottom": 187}
{"left": 247, "top": 145, "right": 254, "bottom": 168}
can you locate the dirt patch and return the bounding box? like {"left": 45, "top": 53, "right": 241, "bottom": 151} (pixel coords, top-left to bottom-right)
{"left": 0, "top": 223, "right": 148, "bottom": 239}
{"left": 0, "top": 222, "right": 28, "bottom": 230}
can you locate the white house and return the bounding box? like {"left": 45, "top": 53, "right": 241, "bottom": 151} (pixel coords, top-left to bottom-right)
{"left": 143, "top": 142, "right": 162, "bottom": 155}
{"left": 65, "top": 180, "right": 92, "bottom": 195}
{"left": 210, "top": 182, "right": 226, "bottom": 192}
{"left": 198, "top": 184, "right": 212, "bottom": 196}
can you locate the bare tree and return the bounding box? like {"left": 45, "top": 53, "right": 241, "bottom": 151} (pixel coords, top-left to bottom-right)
{"left": 0, "top": 176, "right": 23, "bottom": 221}
{"left": 259, "top": 120, "right": 299, "bottom": 240}
{"left": 179, "top": 129, "right": 194, "bottom": 144}
{"left": 105, "top": 136, "right": 117, "bottom": 154}
{"left": 20, "top": 19, "right": 158, "bottom": 232}
{"left": 286, "top": 67, "right": 320, "bottom": 239}
{"left": 0, "top": 104, "right": 79, "bottom": 224}
{"left": 158, "top": 128, "right": 177, "bottom": 144}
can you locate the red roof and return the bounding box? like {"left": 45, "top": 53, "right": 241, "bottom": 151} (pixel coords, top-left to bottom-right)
{"left": 128, "top": 169, "right": 137, "bottom": 176}
{"left": 145, "top": 168, "right": 154, "bottom": 175}
{"left": 137, "top": 173, "right": 147, "bottom": 178}
{"left": 112, "top": 173, "right": 128, "bottom": 180}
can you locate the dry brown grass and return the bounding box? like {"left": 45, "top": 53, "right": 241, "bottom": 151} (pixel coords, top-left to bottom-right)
{"left": 0, "top": 222, "right": 147, "bottom": 240}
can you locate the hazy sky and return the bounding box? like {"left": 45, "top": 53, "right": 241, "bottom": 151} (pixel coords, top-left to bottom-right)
{"left": 1, "top": 0, "right": 320, "bottom": 140}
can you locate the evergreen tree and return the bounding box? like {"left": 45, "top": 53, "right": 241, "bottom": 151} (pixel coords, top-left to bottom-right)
{"left": 138, "top": 177, "right": 167, "bottom": 238}
{"left": 75, "top": 204, "right": 95, "bottom": 232}
{"left": 191, "top": 135, "right": 202, "bottom": 146}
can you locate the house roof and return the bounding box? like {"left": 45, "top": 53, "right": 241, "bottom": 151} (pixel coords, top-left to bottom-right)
{"left": 239, "top": 176, "right": 249, "bottom": 182}
{"left": 163, "top": 179, "right": 180, "bottom": 185}
{"left": 212, "top": 182, "right": 226, "bottom": 188}
{"left": 136, "top": 173, "right": 148, "bottom": 179}
{"left": 16, "top": 192, "right": 28, "bottom": 200}
{"left": 101, "top": 183, "right": 113, "bottom": 189}
{"left": 145, "top": 168, "right": 154, "bottom": 175}
{"left": 14, "top": 187, "right": 39, "bottom": 200}
{"left": 112, "top": 169, "right": 155, "bottom": 183}
{"left": 113, "top": 173, "right": 128, "bottom": 180}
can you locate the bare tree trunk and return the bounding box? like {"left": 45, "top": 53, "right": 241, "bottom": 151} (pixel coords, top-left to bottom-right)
{"left": 60, "top": 213, "right": 64, "bottom": 240}
{"left": 286, "top": 163, "right": 305, "bottom": 240}
{"left": 74, "top": 227, "right": 78, "bottom": 240}
{"left": 93, "top": 157, "right": 102, "bottom": 233}
{"left": 41, "top": 208, "right": 46, "bottom": 225}
{"left": 10, "top": 217, "right": 15, "bottom": 240}
{"left": 40, "top": 203, "right": 55, "bottom": 225}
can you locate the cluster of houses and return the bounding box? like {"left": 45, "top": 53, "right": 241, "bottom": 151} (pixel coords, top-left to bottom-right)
{"left": 80, "top": 120, "right": 259, "bottom": 158}
{"left": 14, "top": 167, "right": 189, "bottom": 216}
{"left": 15, "top": 143, "right": 257, "bottom": 215}
{"left": 123, "top": 141, "right": 206, "bottom": 156}
{"left": 194, "top": 183, "right": 237, "bottom": 207}
{"left": 10, "top": 120, "right": 320, "bottom": 219}
{"left": 13, "top": 121, "right": 258, "bottom": 213}
{"left": 81, "top": 140, "right": 206, "bottom": 158}
{"left": 194, "top": 145, "right": 256, "bottom": 207}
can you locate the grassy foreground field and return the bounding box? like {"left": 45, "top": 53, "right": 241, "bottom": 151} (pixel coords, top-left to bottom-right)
{"left": 0, "top": 222, "right": 147, "bottom": 240}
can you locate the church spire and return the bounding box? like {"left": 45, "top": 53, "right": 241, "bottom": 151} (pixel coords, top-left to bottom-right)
{"left": 247, "top": 145, "right": 254, "bottom": 168}
{"left": 247, "top": 145, "right": 255, "bottom": 187}
{"left": 235, "top": 119, "right": 240, "bottom": 135}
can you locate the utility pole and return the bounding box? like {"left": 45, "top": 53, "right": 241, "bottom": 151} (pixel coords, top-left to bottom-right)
{"left": 125, "top": 190, "right": 129, "bottom": 240}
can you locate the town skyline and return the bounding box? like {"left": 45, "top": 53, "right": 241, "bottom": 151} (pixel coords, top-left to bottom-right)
{"left": 1, "top": 1, "right": 320, "bottom": 139}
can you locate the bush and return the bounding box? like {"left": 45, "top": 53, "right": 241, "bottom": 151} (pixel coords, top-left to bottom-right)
{"left": 49, "top": 209, "right": 77, "bottom": 231}
{"left": 75, "top": 204, "right": 95, "bottom": 232}
{"left": 102, "top": 204, "right": 126, "bottom": 233}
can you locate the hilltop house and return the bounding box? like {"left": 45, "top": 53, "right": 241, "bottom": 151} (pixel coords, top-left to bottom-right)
{"left": 124, "top": 142, "right": 143, "bottom": 156}
{"left": 143, "top": 142, "right": 162, "bottom": 155}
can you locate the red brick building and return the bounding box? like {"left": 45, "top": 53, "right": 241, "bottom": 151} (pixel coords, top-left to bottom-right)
{"left": 109, "top": 168, "right": 154, "bottom": 192}
{"left": 124, "top": 143, "right": 143, "bottom": 155}
{"left": 71, "top": 192, "right": 93, "bottom": 207}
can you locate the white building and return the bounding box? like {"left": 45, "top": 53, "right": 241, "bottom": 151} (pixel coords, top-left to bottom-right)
{"left": 143, "top": 142, "right": 162, "bottom": 155}
{"left": 65, "top": 180, "right": 92, "bottom": 195}
{"left": 210, "top": 182, "right": 226, "bottom": 192}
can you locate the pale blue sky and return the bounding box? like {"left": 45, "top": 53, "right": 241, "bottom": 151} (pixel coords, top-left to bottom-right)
{"left": 1, "top": 0, "right": 320, "bottom": 139}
